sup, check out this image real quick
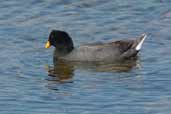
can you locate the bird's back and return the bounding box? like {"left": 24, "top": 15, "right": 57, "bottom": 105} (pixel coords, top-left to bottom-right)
{"left": 61, "top": 40, "right": 136, "bottom": 62}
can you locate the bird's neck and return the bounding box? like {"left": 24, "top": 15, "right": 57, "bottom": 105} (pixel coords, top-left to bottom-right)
{"left": 53, "top": 47, "right": 73, "bottom": 58}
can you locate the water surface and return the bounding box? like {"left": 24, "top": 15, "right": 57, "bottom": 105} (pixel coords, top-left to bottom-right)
{"left": 0, "top": 0, "right": 171, "bottom": 114}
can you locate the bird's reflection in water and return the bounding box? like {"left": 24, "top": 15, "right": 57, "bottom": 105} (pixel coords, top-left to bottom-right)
{"left": 47, "top": 60, "right": 74, "bottom": 83}
{"left": 74, "top": 58, "right": 139, "bottom": 72}
{"left": 46, "top": 57, "right": 140, "bottom": 83}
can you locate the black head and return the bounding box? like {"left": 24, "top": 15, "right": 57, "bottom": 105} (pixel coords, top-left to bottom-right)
{"left": 45, "top": 30, "right": 74, "bottom": 53}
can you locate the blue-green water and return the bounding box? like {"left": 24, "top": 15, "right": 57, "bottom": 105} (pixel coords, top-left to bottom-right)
{"left": 0, "top": 0, "right": 171, "bottom": 114}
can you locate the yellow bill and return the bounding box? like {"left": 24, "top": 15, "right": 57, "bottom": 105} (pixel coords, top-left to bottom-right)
{"left": 45, "top": 41, "right": 51, "bottom": 48}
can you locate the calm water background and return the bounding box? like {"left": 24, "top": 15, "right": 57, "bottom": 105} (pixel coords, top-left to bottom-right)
{"left": 0, "top": 0, "right": 171, "bottom": 114}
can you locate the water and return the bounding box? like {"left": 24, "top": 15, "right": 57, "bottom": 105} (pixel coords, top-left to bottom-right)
{"left": 0, "top": 0, "right": 171, "bottom": 114}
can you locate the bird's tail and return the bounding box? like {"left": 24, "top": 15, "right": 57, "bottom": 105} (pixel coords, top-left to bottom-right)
{"left": 120, "top": 33, "right": 147, "bottom": 59}
{"left": 135, "top": 33, "right": 147, "bottom": 51}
